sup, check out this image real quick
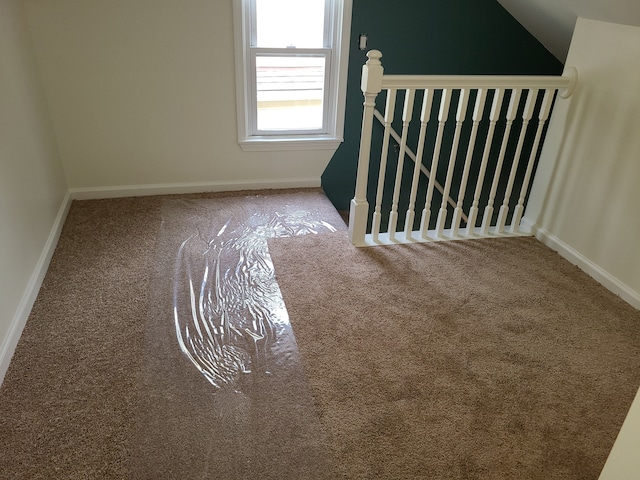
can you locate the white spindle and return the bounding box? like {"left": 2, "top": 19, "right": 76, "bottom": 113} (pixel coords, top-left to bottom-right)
{"left": 465, "top": 89, "right": 505, "bottom": 236}
{"left": 419, "top": 89, "right": 452, "bottom": 238}
{"left": 349, "top": 50, "right": 384, "bottom": 246}
{"left": 481, "top": 88, "right": 522, "bottom": 234}
{"left": 388, "top": 89, "right": 416, "bottom": 242}
{"left": 373, "top": 109, "right": 460, "bottom": 215}
{"left": 496, "top": 89, "right": 538, "bottom": 233}
{"left": 371, "top": 90, "right": 397, "bottom": 241}
{"left": 436, "top": 89, "right": 470, "bottom": 237}
{"left": 509, "top": 89, "right": 555, "bottom": 233}
{"left": 452, "top": 89, "right": 487, "bottom": 236}
{"left": 373, "top": 110, "right": 466, "bottom": 215}
{"left": 404, "top": 90, "right": 434, "bottom": 239}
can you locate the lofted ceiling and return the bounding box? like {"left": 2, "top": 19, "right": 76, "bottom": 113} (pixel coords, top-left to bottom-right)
{"left": 497, "top": 0, "right": 640, "bottom": 61}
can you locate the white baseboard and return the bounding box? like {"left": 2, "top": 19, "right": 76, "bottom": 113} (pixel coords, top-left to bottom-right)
{"left": 0, "top": 191, "right": 73, "bottom": 385}
{"left": 69, "top": 177, "right": 321, "bottom": 200}
{"left": 523, "top": 217, "right": 640, "bottom": 310}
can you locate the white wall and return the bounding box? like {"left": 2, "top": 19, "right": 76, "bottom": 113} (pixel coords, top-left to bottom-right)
{"left": 525, "top": 18, "right": 640, "bottom": 477}
{"left": 599, "top": 388, "right": 640, "bottom": 479}
{"left": 526, "top": 18, "right": 640, "bottom": 309}
{"left": 21, "top": 0, "right": 338, "bottom": 192}
{"left": 0, "top": 0, "right": 68, "bottom": 379}
{"left": 497, "top": 0, "right": 640, "bottom": 61}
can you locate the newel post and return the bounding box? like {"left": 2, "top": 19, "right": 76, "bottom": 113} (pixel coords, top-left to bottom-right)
{"left": 348, "top": 50, "right": 384, "bottom": 246}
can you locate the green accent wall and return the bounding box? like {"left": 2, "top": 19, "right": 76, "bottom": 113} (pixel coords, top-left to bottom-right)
{"left": 322, "top": 0, "right": 563, "bottom": 211}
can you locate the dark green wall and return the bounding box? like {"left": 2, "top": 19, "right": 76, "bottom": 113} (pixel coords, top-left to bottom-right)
{"left": 322, "top": 0, "right": 563, "bottom": 211}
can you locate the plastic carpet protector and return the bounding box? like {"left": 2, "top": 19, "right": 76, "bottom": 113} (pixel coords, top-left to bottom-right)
{"left": 132, "top": 194, "right": 342, "bottom": 479}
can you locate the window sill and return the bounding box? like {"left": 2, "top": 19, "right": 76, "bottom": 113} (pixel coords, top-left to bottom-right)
{"left": 238, "top": 135, "right": 343, "bottom": 152}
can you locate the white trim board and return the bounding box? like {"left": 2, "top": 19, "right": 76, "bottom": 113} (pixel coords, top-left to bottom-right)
{"left": 69, "top": 177, "right": 321, "bottom": 200}
{"left": 0, "top": 191, "right": 73, "bottom": 385}
{"left": 521, "top": 218, "right": 640, "bottom": 310}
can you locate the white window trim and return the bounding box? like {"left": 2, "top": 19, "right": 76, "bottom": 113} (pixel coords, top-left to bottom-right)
{"left": 232, "top": 0, "right": 352, "bottom": 152}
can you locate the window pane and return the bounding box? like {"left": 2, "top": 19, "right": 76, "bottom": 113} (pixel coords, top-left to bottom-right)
{"left": 255, "top": 0, "right": 325, "bottom": 48}
{"left": 256, "top": 55, "right": 325, "bottom": 131}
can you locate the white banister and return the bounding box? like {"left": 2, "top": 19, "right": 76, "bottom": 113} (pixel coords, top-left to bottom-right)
{"left": 405, "top": 90, "right": 434, "bottom": 239}
{"left": 496, "top": 89, "right": 538, "bottom": 233}
{"left": 348, "top": 51, "right": 577, "bottom": 247}
{"left": 466, "top": 89, "right": 505, "bottom": 236}
{"left": 348, "top": 50, "right": 383, "bottom": 246}
{"left": 436, "top": 89, "right": 470, "bottom": 237}
{"left": 381, "top": 74, "right": 573, "bottom": 92}
{"left": 371, "top": 90, "right": 397, "bottom": 242}
{"left": 452, "top": 89, "right": 487, "bottom": 236}
{"left": 419, "top": 89, "right": 452, "bottom": 238}
{"left": 372, "top": 109, "right": 461, "bottom": 217}
{"left": 481, "top": 88, "right": 522, "bottom": 234}
{"left": 509, "top": 88, "right": 555, "bottom": 233}
{"left": 388, "top": 89, "right": 416, "bottom": 242}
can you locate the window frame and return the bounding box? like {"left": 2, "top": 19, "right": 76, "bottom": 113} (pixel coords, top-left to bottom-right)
{"left": 233, "top": 0, "right": 352, "bottom": 151}
{"left": 251, "top": 49, "right": 331, "bottom": 136}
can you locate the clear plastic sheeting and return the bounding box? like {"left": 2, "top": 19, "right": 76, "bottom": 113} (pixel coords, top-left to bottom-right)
{"left": 132, "top": 194, "right": 343, "bottom": 479}
{"left": 174, "top": 210, "right": 335, "bottom": 391}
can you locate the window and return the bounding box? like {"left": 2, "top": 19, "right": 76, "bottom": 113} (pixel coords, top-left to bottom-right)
{"left": 233, "top": 0, "right": 352, "bottom": 151}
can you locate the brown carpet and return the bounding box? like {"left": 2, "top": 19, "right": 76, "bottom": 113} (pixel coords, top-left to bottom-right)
{"left": 2, "top": 188, "right": 639, "bottom": 479}
{"left": 131, "top": 193, "right": 344, "bottom": 479}
{"left": 268, "top": 232, "right": 640, "bottom": 480}
{"left": 0, "top": 189, "right": 345, "bottom": 480}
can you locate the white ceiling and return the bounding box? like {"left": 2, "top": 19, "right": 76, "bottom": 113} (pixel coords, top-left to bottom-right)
{"left": 497, "top": 0, "right": 640, "bottom": 61}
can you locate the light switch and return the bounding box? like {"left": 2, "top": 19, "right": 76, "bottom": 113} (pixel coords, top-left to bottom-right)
{"left": 358, "top": 34, "right": 368, "bottom": 51}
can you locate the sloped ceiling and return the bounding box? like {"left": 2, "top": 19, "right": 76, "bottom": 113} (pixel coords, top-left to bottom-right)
{"left": 497, "top": 0, "right": 640, "bottom": 61}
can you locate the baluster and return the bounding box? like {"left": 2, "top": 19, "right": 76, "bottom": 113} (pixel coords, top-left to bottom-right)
{"left": 496, "top": 89, "right": 538, "bottom": 233}
{"left": 373, "top": 109, "right": 453, "bottom": 219}
{"left": 481, "top": 88, "right": 522, "bottom": 235}
{"left": 466, "top": 89, "right": 505, "bottom": 236}
{"left": 452, "top": 89, "right": 487, "bottom": 236}
{"left": 419, "top": 89, "right": 452, "bottom": 238}
{"left": 436, "top": 89, "right": 470, "bottom": 237}
{"left": 388, "top": 89, "right": 416, "bottom": 242}
{"left": 404, "top": 90, "right": 434, "bottom": 240}
{"left": 510, "top": 89, "right": 555, "bottom": 233}
{"left": 371, "top": 89, "right": 397, "bottom": 242}
{"left": 348, "top": 50, "right": 384, "bottom": 246}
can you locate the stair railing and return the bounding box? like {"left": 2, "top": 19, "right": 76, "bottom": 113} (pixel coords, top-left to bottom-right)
{"left": 348, "top": 50, "right": 577, "bottom": 246}
{"left": 372, "top": 109, "right": 464, "bottom": 228}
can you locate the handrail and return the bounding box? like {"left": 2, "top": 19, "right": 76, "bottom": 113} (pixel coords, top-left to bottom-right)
{"left": 372, "top": 108, "right": 466, "bottom": 222}
{"left": 381, "top": 72, "right": 576, "bottom": 98}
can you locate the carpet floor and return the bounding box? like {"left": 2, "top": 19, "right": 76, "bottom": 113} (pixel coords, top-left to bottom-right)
{"left": 0, "top": 189, "right": 345, "bottom": 479}
{"left": 269, "top": 232, "right": 640, "bottom": 479}
{"left": 0, "top": 189, "right": 638, "bottom": 479}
